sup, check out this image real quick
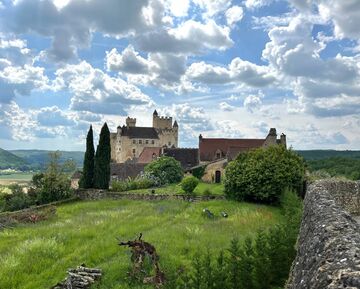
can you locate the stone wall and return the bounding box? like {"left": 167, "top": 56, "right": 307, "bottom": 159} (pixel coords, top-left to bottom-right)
{"left": 75, "top": 189, "right": 225, "bottom": 202}
{"left": 286, "top": 180, "right": 360, "bottom": 289}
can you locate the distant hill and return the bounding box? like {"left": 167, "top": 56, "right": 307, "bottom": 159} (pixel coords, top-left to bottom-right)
{"left": 0, "top": 149, "right": 84, "bottom": 171}
{"left": 0, "top": 148, "right": 28, "bottom": 170}
{"left": 296, "top": 150, "right": 360, "bottom": 160}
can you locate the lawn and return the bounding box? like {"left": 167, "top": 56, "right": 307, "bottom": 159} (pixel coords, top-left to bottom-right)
{"left": 113, "top": 182, "right": 225, "bottom": 196}
{"left": 0, "top": 199, "right": 283, "bottom": 289}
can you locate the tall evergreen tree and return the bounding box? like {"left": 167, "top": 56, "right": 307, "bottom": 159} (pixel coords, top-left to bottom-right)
{"left": 79, "top": 125, "right": 95, "bottom": 188}
{"left": 94, "top": 123, "right": 111, "bottom": 189}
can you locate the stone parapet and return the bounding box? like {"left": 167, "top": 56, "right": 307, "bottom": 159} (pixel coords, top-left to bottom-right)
{"left": 286, "top": 180, "right": 360, "bottom": 289}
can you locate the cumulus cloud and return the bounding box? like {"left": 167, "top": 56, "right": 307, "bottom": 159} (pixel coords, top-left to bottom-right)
{"left": 37, "top": 106, "right": 76, "bottom": 127}
{"left": 244, "top": 94, "right": 263, "bottom": 113}
{"left": 220, "top": 101, "right": 235, "bottom": 111}
{"left": 136, "top": 19, "right": 233, "bottom": 54}
{"left": 225, "top": 6, "right": 244, "bottom": 27}
{"left": 186, "top": 58, "right": 275, "bottom": 87}
{"left": 53, "top": 61, "right": 153, "bottom": 115}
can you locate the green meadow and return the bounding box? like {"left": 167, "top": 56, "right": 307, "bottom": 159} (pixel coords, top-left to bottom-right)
{"left": 0, "top": 199, "right": 283, "bottom": 289}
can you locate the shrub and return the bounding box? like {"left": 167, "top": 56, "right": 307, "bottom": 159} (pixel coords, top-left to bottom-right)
{"left": 224, "top": 145, "right": 305, "bottom": 204}
{"left": 2, "top": 184, "right": 33, "bottom": 212}
{"left": 144, "top": 156, "right": 183, "bottom": 185}
{"left": 181, "top": 176, "right": 199, "bottom": 195}
{"left": 192, "top": 165, "right": 206, "bottom": 180}
{"left": 110, "top": 176, "right": 155, "bottom": 192}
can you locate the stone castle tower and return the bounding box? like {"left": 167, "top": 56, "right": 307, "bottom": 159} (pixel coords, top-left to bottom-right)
{"left": 110, "top": 110, "right": 178, "bottom": 163}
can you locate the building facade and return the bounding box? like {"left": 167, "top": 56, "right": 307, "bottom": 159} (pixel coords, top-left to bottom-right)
{"left": 110, "top": 110, "right": 179, "bottom": 163}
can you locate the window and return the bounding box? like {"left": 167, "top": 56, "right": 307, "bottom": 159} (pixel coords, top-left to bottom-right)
{"left": 133, "top": 139, "right": 136, "bottom": 144}
{"left": 151, "top": 140, "right": 155, "bottom": 144}
{"left": 132, "top": 149, "right": 136, "bottom": 154}
{"left": 146, "top": 140, "right": 149, "bottom": 144}
{"left": 168, "top": 142, "right": 171, "bottom": 146}
{"left": 139, "top": 139, "right": 142, "bottom": 144}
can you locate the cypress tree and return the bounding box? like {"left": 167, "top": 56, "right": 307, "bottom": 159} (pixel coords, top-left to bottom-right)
{"left": 80, "top": 125, "right": 95, "bottom": 188}
{"left": 94, "top": 122, "right": 111, "bottom": 189}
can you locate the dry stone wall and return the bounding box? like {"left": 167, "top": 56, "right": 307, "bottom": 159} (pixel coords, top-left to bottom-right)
{"left": 286, "top": 180, "right": 360, "bottom": 289}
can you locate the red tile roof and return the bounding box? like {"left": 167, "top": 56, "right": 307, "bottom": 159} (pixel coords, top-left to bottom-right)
{"left": 138, "top": 147, "right": 162, "bottom": 164}
{"left": 199, "top": 138, "right": 265, "bottom": 161}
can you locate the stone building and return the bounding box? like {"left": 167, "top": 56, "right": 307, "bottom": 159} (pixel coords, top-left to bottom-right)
{"left": 198, "top": 128, "right": 286, "bottom": 183}
{"left": 110, "top": 110, "right": 178, "bottom": 163}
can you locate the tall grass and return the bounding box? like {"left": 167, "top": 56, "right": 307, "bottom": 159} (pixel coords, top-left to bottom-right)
{"left": 0, "top": 199, "right": 283, "bottom": 288}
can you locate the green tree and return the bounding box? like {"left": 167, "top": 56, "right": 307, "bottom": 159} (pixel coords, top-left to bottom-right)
{"left": 2, "top": 184, "right": 32, "bottom": 211}
{"left": 181, "top": 176, "right": 199, "bottom": 195}
{"left": 224, "top": 145, "right": 305, "bottom": 204}
{"left": 226, "top": 238, "right": 241, "bottom": 289}
{"left": 213, "top": 250, "right": 227, "bottom": 289}
{"left": 144, "top": 156, "right": 183, "bottom": 185}
{"left": 35, "top": 152, "right": 73, "bottom": 204}
{"left": 79, "top": 125, "right": 95, "bottom": 188}
{"left": 253, "top": 230, "right": 271, "bottom": 289}
{"left": 238, "top": 237, "right": 255, "bottom": 289}
{"left": 94, "top": 123, "right": 111, "bottom": 189}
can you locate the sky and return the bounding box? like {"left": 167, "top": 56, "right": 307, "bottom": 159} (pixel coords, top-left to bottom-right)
{"left": 0, "top": 0, "right": 359, "bottom": 151}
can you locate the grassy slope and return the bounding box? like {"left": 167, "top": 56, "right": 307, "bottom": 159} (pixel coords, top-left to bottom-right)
{"left": 0, "top": 148, "right": 27, "bottom": 169}
{"left": 0, "top": 199, "right": 283, "bottom": 289}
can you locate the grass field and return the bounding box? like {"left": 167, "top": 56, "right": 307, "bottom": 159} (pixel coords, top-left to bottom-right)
{"left": 114, "top": 182, "right": 225, "bottom": 196}
{"left": 0, "top": 199, "right": 283, "bottom": 289}
{"left": 0, "top": 172, "right": 33, "bottom": 186}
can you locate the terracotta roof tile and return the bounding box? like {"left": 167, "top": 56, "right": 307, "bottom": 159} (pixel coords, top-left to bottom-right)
{"left": 138, "top": 147, "right": 162, "bottom": 164}
{"left": 199, "top": 138, "right": 265, "bottom": 161}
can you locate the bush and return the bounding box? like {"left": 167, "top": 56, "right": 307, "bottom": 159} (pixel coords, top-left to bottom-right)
{"left": 192, "top": 165, "right": 206, "bottom": 179}
{"left": 110, "top": 176, "right": 155, "bottom": 192}
{"left": 181, "top": 176, "right": 199, "bottom": 195}
{"left": 224, "top": 145, "right": 305, "bottom": 204}
{"left": 2, "top": 184, "right": 33, "bottom": 212}
{"left": 144, "top": 156, "right": 183, "bottom": 185}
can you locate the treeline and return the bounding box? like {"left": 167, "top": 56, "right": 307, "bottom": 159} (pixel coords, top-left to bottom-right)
{"left": 306, "top": 157, "right": 360, "bottom": 180}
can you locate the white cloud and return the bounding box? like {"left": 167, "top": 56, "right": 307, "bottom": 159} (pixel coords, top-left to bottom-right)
{"left": 225, "top": 6, "right": 244, "bottom": 27}
{"left": 245, "top": 0, "right": 274, "bottom": 10}
{"left": 244, "top": 93, "right": 264, "bottom": 113}
{"left": 106, "top": 45, "right": 150, "bottom": 74}
{"left": 186, "top": 58, "right": 275, "bottom": 87}
{"left": 220, "top": 101, "right": 235, "bottom": 111}
{"left": 37, "top": 106, "right": 76, "bottom": 127}
{"left": 53, "top": 61, "right": 154, "bottom": 115}
{"left": 136, "top": 19, "right": 233, "bottom": 54}
{"left": 193, "top": 0, "right": 232, "bottom": 17}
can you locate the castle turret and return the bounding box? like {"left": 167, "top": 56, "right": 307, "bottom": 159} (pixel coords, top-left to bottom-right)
{"left": 173, "top": 120, "right": 178, "bottom": 129}
{"left": 263, "top": 128, "right": 277, "bottom": 147}
{"left": 117, "top": 125, "right": 122, "bottom": 134}
{"left": 153, "top": 109, "right": 158, "bottom": 116}
{"left": 280, "top": 133, "right": 287, "bottom": 147}
{"left": 126, "top": 117, "right": 136, "bottom": 127}
{"left": 152, "top": 109, "right": 172, "bottom": 129}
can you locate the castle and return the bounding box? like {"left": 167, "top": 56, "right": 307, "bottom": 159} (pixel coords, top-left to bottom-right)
{"left": 109, "top": 110, "right": 286, "bottom": 182}
{"left": 110, "top": 110, "right": 179, "bottom": 163}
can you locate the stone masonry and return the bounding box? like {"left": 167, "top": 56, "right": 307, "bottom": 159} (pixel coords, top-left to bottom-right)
{"left": 286, "top": 180, "right": 360, "bottom": 289}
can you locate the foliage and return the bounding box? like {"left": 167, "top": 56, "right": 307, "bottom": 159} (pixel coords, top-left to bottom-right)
{"left": 296, "top": 150, "right": 360, "bottom": 160}
{"left": 144, "top": 156, "right": 183, "bottom": 185}
{"left": 181, "top": 176, "right": 199, "bottom": 195}
{"left": 94, "top": 123, "right": 111, "bottom": 189}
{"left": 173, "top": 189, "right": 303, "bottom": 289}
{"left": 79, "top": 125, "right": 95, "bottom": 188}
{"left": 192, "top": 165, "right": 207, "bottom": 180}
{"left": 31, "top": 152, "right": 73, "bottom": 204}
{"left": 110, "top": 176, "right": 155, "bottom": 192}
{"left": 224, "top": 145, "right": 305, "bottom": 204}
{"left": 306, "top": 157, "right": 360, "bottom": 180}
{"left": 0, "top": 184, "right": 32, "bottom": 212}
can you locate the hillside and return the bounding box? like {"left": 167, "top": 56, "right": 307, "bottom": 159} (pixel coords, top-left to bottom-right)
{"left": 0, "top": 149, "right": 84, "bottom": 171}
{"left": 0, "top": 148, "right": 27, "bottom": 170}
{"left": 296, "top": 150, "right": 360, "bottom": 160}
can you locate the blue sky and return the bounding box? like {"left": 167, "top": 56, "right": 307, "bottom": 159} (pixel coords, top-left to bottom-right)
{"left": 0, "top": 0, "right": 359, "bottom": 151}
